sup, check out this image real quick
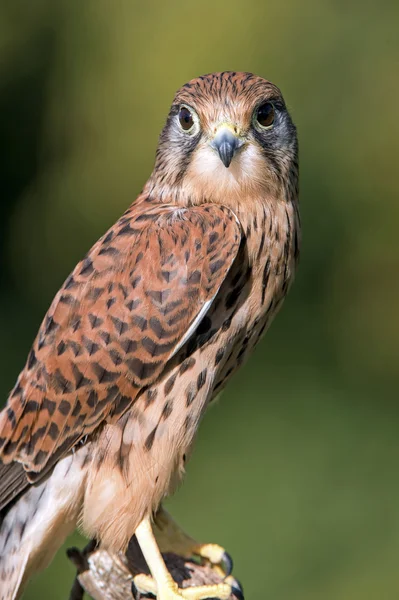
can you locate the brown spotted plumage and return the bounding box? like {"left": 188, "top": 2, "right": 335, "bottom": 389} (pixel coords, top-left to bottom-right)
{"left": 0, "top": 72, "right": 299, "bottom": 600}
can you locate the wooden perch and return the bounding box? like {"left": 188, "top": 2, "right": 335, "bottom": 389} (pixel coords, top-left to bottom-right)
{"left": 67, "top": 536, "right": 240, "bottom": 600}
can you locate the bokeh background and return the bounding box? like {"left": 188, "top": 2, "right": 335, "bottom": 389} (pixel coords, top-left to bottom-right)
{"left": 0, "top": 0, "right": 398, "bottom": 598}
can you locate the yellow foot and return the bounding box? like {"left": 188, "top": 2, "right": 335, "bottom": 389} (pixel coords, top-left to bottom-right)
{"left": 154, "top": 507, "right": 233, "bottom": 578}
{"left": 191, "top": 543, "right": 233, "bottom": 578}
{"left": 132, "top": 573, "right": 242, "bottom": 600}
{"left": 133, "top": 515, "right": 243, "bottom": 600}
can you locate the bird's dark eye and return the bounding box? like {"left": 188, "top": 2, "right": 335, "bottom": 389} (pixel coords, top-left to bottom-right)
{"left": 256, "top": 102, "right": 275, "bottom": 128}
{"left": 179, "top": 106, "right": 194, "bottom": 131}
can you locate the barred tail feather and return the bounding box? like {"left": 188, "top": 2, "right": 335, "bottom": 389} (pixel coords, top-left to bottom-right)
{"left": 0, "top": 448, "right": 89, "bottom": 598}
{"left": 0, "top": 544, "right": 30, "bottom": 600}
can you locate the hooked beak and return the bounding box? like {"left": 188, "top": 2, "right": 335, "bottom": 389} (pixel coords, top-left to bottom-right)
{"left": 210, "top": 125, "right": 244, "bottom": 168}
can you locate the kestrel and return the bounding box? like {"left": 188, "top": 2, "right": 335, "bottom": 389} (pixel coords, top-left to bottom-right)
{"left": 0, "top": 72, "right": 299, "bottom": 600}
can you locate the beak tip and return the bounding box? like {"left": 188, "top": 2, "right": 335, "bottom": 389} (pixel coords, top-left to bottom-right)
{"left": 218, "top": 142, "right": 234, "bottom": 168}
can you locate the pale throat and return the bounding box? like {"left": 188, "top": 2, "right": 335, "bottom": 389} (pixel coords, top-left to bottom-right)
{"left": 147, "top": 140, "right": 283, "bottom": 210}
{"left": 178, "top": 142, "right": 277, "bottom": 207}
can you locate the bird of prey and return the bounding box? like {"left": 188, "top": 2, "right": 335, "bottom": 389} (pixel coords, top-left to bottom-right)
{"left": 0, "top": 71, "right": 299, "bottom": 600}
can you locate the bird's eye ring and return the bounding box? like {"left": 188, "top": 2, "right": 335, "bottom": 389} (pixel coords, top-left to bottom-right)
{"left": 178, "top": 106, "right": 195, "bottom": 132}
{"left": 255, "top": 102, "right": 275, "bottom": 129}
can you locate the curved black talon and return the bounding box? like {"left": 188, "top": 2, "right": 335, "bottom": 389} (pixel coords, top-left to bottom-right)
{"left": 231, "top": 580, "right": 245, "bottom": 600}
{"left": 221, "top": 551, "right": 234, "bottom": 577}
{"left": 131, "top": 580, "right": 156, "bottom": 599}
{"left": 131, "top": 581, "right": 139, "bottom": 599}
{"left": 131, "top": 581, "right": 141, "bottom": 600}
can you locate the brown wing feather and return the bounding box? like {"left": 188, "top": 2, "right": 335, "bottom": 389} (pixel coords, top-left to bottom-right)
{"left": 0, "top": 198, "right": 241, "bottom": 484}
{"left": 0, "top": 461, "right": 29, "bottom": 514}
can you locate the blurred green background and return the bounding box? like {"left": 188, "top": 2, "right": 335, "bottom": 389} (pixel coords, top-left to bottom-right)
{"left": 0, "top": 0, "right": 398, "bottom": 598}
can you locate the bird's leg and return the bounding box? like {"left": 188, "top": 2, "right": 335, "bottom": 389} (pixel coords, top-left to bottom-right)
{"left": 153, "top": 506, "right": 233, "bottom": 578}
{"left": 133, "top": 516, "right": 236, "bottom": 600}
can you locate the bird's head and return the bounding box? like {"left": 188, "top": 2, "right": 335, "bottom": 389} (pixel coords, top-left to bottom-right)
{"left": 148, "top": 72, "right": 298, "bottom": 206}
